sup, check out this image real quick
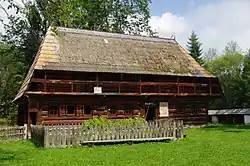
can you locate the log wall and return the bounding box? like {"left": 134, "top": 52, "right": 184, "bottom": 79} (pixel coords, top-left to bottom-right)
{"left": 26, "top": 95, "right": 209, "bottom": 126}
{"left": 22, "top": 70, "right": 221, "bottom": 127}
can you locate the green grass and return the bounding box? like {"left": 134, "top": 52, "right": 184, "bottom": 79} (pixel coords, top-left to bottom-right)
{"left": 1, "top": 125, "right": 250, "bottom": 166}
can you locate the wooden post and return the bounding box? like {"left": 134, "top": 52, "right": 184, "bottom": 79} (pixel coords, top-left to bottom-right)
{"left": 118, "top": 83, "right": 121, "bottom": 93}
{"left": 71, "top": 83, "right": 74, "bottom": 92}
{"left": 96, "top": 73, "right": 99, "bottom": 87}
{"left": 24, "top": 124, "right": 27, "bottom": 139}
{"left": 177, "top": 76, "right": 180, "bottom": 93}
{"left": 27, "top": 112, "right": 31, "bottom": 138}
{"left": 209, "top": 78, "right": 212, "bottom": 95}
{"left": 139, "top": 75, "right": 142, "bottom": 94}
{"left": 173, "top": 120, "right": 176, "bottom": 138}
{"left": 44, "top": 71, "right": 47, "bottom": 92}
{"left": 180, "top": 120, "right": 184, "bottom": 139}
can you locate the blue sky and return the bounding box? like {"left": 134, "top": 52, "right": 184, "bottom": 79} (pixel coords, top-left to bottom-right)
{"left": 149, "top": 0, "right": 250, "bottom": 53}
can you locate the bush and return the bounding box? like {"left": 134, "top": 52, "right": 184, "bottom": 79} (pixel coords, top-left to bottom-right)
{"left": 83, "top": 116, "right": 146, "bottom": 129}
{"left": 0, "top": 118, "right": 8, "bottom": 127}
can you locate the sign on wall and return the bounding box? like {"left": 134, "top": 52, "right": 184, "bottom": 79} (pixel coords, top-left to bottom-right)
{"left": 94, "top": 87, "right": 102, "bottom": 94}
{"left": 159, "top": 102, "right": 169, "bottom": 117}
{"left": 145, "top": 102, "right": 157, "bottom": 106}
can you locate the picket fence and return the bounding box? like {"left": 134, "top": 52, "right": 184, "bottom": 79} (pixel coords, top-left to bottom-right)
{"left": 31, "top": 120, "right": 184, "bottom": 148}
{"left": 0, "top": 126, "right": 26, "bottom": 142}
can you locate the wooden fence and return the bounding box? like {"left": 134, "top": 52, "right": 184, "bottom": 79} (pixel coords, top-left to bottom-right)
{"left": 31, "top": 120, "right": 184, "bottom": 148}
{"left": 0, "top": 126, "right": 26, "bottom": 142}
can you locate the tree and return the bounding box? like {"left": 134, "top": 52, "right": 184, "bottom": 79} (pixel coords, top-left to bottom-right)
{"left": 1, "top": 0, "right": 154, "bottom": 66}
{"left": 0, "top": 0, "right": 154, "bottom": 119}
{"left": 240, "top": 49, "right": 250, "bottom": 107}
{"left": 205, "top": 41, "right": 244, "bottom": 109}
{"left": 0, "top": 43, "right": 24, "bottom": 117}
{"left": 187, "top": 31, "right": 204, "bottom": 65}
{"left": 203, "top": 48, "right": 217, "bottom": 62}
{"left": 225, "top": 40, "right": 241, "bottom": 55}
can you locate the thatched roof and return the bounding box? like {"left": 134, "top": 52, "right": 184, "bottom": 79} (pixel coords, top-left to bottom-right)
{"left": 14, "top": 27, "right": 214, "bottom": 101}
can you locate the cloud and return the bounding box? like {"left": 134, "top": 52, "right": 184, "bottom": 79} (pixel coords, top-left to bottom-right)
{"left": 149, "top": 0, "right": 250, "bottom": 54}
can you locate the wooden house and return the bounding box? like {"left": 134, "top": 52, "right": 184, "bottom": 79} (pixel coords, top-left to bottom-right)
{"left": 14, "top": 27, "right": 222, "bottom": 129}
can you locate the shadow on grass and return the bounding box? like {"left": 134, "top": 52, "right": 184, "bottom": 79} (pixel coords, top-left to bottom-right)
{"left": 0, "top": 149, "right": 17, "bottom": 161}
{"left": 201, "top": 124, "right": 250, "bottom": 133}
{"left": 81, "top": 139, "right": 172, "bottom": 147}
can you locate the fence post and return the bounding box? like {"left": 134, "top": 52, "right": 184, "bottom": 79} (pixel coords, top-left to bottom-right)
{"left": 173, "top": 120, "right": 176, "bottom": 138}
{"left": 180, "top": 120, "right": 184, "bottom": 139}
{"left": 24, "top": 124, "right": 27, "bottom": 139}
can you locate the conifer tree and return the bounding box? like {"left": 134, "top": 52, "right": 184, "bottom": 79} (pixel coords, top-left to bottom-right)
{"left": 187, "top": 31, "right": 204, "bottom": 65}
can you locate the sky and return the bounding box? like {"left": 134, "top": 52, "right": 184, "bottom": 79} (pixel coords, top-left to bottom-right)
{"left": 1, "top": 0, "right": 250, "bottom": 53}
{"left": 149, "top": 0, "right": 250, "bottom": 54}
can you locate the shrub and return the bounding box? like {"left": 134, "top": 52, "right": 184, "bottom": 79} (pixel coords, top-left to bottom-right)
{"left": 0, "top": 118, "right": 8, "bottom": 127}
{"left": 83, "top": 116, "right": 146, "bottom": 129}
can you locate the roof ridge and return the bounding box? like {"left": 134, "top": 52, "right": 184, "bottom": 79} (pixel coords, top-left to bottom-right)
{"left": 57, "top": 26, "right": 177, "bottom": 43}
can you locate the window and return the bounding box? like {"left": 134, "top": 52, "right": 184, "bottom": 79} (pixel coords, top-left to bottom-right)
{"left": 41, "top": 104, "right": 49, "bottom": 117}
{"left": 125, "top": 104, "right": 133, "bottom": 115}
{"left": 60, "top": 105, "right": 67, "bottom": 116}
{"left": 67, "top": 105, "right": 75, "bottom": 115}
{"left": 76, "top": 105, "right": 84, "bottom": 116}
{"left": 84, "top": 105, "right": 92, "bottom": 114}
{"left": 108, "top": 105, "right": 117, "bottom": 114}
{"left": 49, "top": 105, "right": 58, "bottom": 117}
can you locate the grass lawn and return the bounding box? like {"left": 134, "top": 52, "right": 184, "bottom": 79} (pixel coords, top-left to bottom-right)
{"left": 1, "top": 125, "right": 250, "bottom": 166}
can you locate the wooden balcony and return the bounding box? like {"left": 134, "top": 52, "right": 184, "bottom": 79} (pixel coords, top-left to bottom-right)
{"left": 27, "top": 78, "right": 222, "bottom": 97}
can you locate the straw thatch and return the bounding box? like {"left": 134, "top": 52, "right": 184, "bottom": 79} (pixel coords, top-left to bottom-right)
{"left": 14, "top": 27, "right": 213, "bottom": 101}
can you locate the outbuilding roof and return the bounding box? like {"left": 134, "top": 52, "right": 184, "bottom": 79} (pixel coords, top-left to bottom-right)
{"left": 208, "top": 108, "right": 250, "bottom": 115}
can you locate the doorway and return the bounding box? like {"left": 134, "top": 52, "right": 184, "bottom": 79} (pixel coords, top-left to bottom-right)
{"left": 146, "top": 106, "right": 156, "bottom": 121}
{"left": 30, "top": 112, "right": 37, "bottom": 125}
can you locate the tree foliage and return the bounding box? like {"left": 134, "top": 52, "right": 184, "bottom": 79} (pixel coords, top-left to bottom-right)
{"left": 1, "top": 0, "right": 154, "bottom": 65}
{"left": 0, "top": 43, "right": 24, "bottom": 116}
{"left": 0, "top": 0, "right": 154, "bottom": 118}
{"left": 204, "top": 41, "right": 249, "bottom": 109}
{"left": 187, "top": 31, "right": 204, "bottom": 65}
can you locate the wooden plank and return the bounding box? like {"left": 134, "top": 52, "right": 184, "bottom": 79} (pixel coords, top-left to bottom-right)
{"left": 28, "top": 119, "right": 184, "bottom": 148}
{"left": 31, "top": 78, "right": 219, "bottom": 87}
{"left": 25, "top": 91, "right": 222, "bottom": 96}
{"left": 0, "top": 126, "right": 26, "bottom": 143}
{"left": 62, "top": 125, "right": 66, "bottom": 147}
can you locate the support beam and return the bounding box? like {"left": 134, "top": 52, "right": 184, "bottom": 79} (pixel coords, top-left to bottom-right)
{"left": 44, "top": 71, "right": 47, "bottom": 92}
{"left": 31, "top": 78, "right": 220, "bottom": 87}
{"left": 209, "top": 78, "right": 212, "bottom": 95}
{"left": 25, "top": 91, "right": 222, "bottom": 96}
{"left": 139, "top": 75, "right": 142, "bottom": 93}
{"left": 177, "top": 76, "right": 180, "bottom": 93}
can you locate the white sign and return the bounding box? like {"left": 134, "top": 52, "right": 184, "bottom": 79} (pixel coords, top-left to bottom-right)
{"left": 145, "top": 102, "right": 156, "bottom": 106}
{"left": 94, "top": 87, "right": 102, "bottom": 94}
{"left": 159, "top": 102, "right": 169, "bottom": 117}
